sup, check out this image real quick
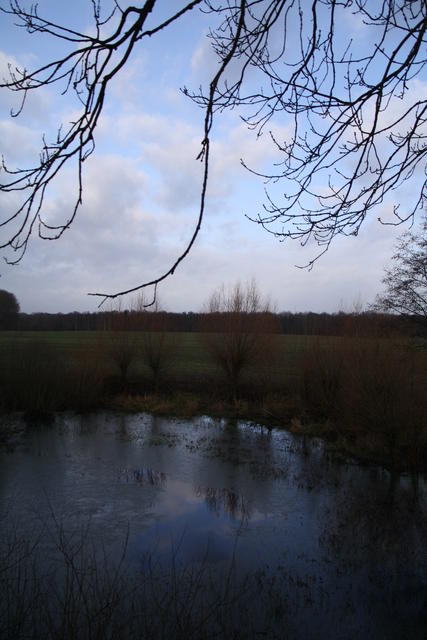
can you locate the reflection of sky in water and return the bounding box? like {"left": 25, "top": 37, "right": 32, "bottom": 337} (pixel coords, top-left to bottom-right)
{"left": 132, "top": 495, "right": 232, "bottom": 567}
{"left": 0, "top": 411, "right": 426, "bottom": 639}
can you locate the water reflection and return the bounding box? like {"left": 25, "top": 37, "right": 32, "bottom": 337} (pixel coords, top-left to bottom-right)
{"left": 0, "top": 411, "right": 426, "bottom": 639}
{"left": 195, "top": 485, "right": 252, "bottom": 522}
{"left": 118, "top": 466, "right": 167, "bottom": 487}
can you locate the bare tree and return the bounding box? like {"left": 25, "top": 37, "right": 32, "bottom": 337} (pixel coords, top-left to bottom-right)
{"left": 0, "top": 0, "right": 426, "bottom": 300}
{"left": 201, "top": 279, "right": 278, "bottom": 400}
{"left": 105, "top": 303, "right": 139, "bottom": 386}
{"left": 374, "top": 218, "right": 427, "bottom": 318}
{"left": 133, "top": 294, "right": 176, "bottom": 391}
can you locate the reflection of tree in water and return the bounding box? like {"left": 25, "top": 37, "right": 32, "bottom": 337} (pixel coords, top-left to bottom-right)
{"left": 117, "top": 414, "right": 129, "bottom": 439}
{"left": 118, "top": 467, "right": 167, "bottom": 488}
{"left": 195, "top": 486, "right": 252, "bottom": 523}
{"left": 148, "top": 415, "right": 161, "bottom": 437}
{"left": 212, "top": 419, "right": 245, "bottom": 465}
{"left": 319, "top": 470, "right": 426, "bottom": 563}
{"left": 318, "top": 469, "right": 427, "bottom": 633}
{"left": 191, "top": 420, "right": 278, "bottom": 523}
{"left": 147, "top": 415, "right": 181, "bottom": 448}
{"left": 204, "top": 420, "right": 279, "bottom": 475}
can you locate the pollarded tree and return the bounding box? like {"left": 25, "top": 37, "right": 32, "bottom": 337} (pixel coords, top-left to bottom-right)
{"left": 374, "top": 219, "right": 427, "bottom": 319}
{"left": 132, "top": 294, "right": 176, "bottom": 391}
{"left": 105, "top": 304, "right": 139, "bottom": 387}
{"left": 202, "top": 279, "right": 278, "bottom": 400}
{"left": 0, "top": 289, "right": 20, "bottom": 328}
{"left": 0, "top": 1, "right": 426, "bottom": 303}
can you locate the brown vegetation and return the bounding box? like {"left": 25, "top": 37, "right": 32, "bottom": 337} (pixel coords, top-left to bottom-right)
{"left": 135, "top": 297, "right": 176, "bottom": 392}
{"left": 301, "top": 319, "right": 427, "bottom": 470}
{"left": 0, "top": 300, "right": 426, "bottom": 470}
{"left": 104, "top": 308, "right": 139, "bottom": 387}
{"left": 200, "top": 280, "right": 280, "bottom": 401}
{"left": 0, "top": 339, "right": 64, "bottom": 417}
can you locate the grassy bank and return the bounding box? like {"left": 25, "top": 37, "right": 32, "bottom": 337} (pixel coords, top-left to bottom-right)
{"left": 0, "top": 331, "right": 426, "bottom": 471}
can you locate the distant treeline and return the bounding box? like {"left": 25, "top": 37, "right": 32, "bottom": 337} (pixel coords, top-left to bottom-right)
{"left": 10, "top": 310, "right": 427, "bottom": 337}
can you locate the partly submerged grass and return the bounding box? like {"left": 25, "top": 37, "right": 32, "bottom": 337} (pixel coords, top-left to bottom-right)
{"left": 109, "top": 391, "right": 299, "bottom": 425}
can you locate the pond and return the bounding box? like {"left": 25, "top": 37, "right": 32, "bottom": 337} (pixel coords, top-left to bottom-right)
{"left": 0, "top": 412, "right": 426, "bottom": 639}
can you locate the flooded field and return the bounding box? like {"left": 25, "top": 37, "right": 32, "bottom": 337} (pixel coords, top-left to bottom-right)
{"left": 0, "top": 412, "right": 426, "bottom": 639}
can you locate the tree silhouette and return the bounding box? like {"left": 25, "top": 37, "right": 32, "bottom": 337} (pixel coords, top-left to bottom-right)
{"left": 0, "top": 0, "right": 426, "bottom": 303}
{"left": 0, "top": 289, "right": 19, "bottom": 328}
{"left": 192, "top": 1, "right": 426, "bottom": 266}
{"left": 374, "top": 218, "right": 427, "bottom": 318}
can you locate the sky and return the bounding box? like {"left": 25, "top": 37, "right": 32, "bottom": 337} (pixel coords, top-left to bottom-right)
{"left": 0, "top": 0, "right": 425, "bottom": 314}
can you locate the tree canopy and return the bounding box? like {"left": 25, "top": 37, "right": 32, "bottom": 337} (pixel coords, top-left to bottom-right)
{"left": 0, "top": 0, "right": 426, "bottom": 304}
{"left": 0, "top": 288, "right": 19, "bottom": 327}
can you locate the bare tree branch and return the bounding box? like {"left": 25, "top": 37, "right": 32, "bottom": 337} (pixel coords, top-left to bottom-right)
{"left": 0, "top": 1, "right": 204, "bottom": 297}
{"left": 190, "top": 0, "right": 427, "bottom": 266}
{"left": 0, "top": 0, "right": 426, "bottom": 303}
{"left": 88, "top": 0, "right": 246, "bottom": 306}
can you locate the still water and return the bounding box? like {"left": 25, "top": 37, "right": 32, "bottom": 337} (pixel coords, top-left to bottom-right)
{"left": 0, "top": 412, "right": 426, "bottom": 639}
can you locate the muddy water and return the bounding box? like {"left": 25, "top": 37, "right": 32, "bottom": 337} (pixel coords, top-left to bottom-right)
{"left": 0, "top": 412, "right": 426, "bottom": 639}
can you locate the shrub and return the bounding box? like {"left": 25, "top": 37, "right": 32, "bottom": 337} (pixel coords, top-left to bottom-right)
{"left": 0, "top": 339, "right": 66, "bottom": 414}
{"left": 340, "top": 338, "right": 426, "bottom": 465}
{"left": 302, "top": 334, "right": 427, "bottom": 467}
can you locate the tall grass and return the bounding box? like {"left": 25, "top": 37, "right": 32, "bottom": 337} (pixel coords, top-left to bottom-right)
{"left": 0, "top": 514, "right": 293, "bottom": 640}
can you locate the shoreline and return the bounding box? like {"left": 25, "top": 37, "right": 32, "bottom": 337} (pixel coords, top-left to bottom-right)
{"left": 1, "top": 396, "right": 426, "bottom": 474}
{"left": 5, "top": 390, "right": 417, "bottom": 474}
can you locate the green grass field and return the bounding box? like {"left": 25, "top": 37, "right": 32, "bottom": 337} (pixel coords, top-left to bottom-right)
{"left": 1, "top": 330, "right": 424, "bottom": 385}
{"left": 0, "top": 330, "right": 319, "bottom": 382}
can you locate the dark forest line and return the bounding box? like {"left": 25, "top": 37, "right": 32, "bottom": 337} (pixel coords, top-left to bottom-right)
{"left": 4, "top": 309, "right": 427, "bottom": 337}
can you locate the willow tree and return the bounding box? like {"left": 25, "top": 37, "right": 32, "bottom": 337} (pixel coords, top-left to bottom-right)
{"left": 202, "top": 280, "right": 278, "bottom": 400}
{"left": 0, "top": 1, "right": 426, "bottom": 303}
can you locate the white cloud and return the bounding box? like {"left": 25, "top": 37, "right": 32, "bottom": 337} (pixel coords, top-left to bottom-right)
{"left": 0, "top": 119, "right": 39, "bottom": 164}
{"left": 104, "top": 109, "right": 290, "bottom": 216}
{"left": 0, "top": 102, "right": 408, "bottom": 314}
{"left": 191, "top": 35, "right": 218, "bottom": 78}
{"left": 0, "top": 6, "right": 423, "bottom": 315}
